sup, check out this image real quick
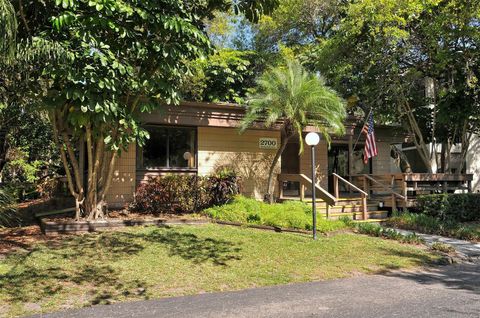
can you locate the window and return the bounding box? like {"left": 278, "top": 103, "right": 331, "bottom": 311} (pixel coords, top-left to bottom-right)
{"left": 138, "top": 126, "right": 196, "bottom": 170}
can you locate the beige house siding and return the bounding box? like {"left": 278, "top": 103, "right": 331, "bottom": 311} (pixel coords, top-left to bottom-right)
{"left": 197, "top": 127, "right": 280, "bottom": 200}
{"left": 371, "top": 142, "right": 402, "bottom": 175}
{"left": 467, "top": 134, "right": 480, "bottom": 192}
{"left": 106, "top": 144, "right": 136, "bottom": 208}
{"left": 299, "top": 141, "right": 329, "bottom": 189}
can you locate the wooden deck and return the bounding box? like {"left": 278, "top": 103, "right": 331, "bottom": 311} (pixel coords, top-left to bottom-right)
{"left": 350, "top": 173, "right": 473, "bottom": 208}
{"left": 278, "top": 173, "right": 473, "bottom": 219}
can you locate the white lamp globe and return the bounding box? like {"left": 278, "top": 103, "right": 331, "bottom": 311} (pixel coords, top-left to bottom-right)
{"left": 305, "top": 132, "right": 320, "bottom": 146}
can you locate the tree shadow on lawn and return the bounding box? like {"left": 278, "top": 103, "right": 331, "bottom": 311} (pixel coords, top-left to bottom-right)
{"left": 0, "top": 226, "right": 242, "bottom": 306}
{"left": 136, "top": 228, "right": 242, "bottom": 266}
{"left": 376, "top": 247, "right": 480, "bottom": 294}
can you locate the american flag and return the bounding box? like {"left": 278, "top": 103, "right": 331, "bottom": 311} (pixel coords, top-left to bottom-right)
{"left": 362, "top": 112, "right": 377, "bottom": 164}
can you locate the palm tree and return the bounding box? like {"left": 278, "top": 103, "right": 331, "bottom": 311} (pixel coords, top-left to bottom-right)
{"left": 0, "top": 0, "right": 16, "bottom": 62}
{"left": 240, "top": 59, "right": 346, "bottom": 203}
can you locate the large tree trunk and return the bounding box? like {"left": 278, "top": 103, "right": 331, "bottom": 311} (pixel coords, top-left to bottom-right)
{"left": 399, "top": 99, "right": 434, "bottom": 173}
{"left": 265, "top": 136, "right": 289, "bottom": 204}
{"left": 458, "top": 123, "right": 471, "bottom": 174}
{"left": 265, "top": 123, "right": 296, "bottom": 204}
{"left": 50, "top": 108, "right": 119, "bottom": 220}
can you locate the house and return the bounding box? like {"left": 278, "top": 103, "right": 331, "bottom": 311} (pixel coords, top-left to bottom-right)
{"left": 105, "top": 101, "right": 474, "bottom": 216}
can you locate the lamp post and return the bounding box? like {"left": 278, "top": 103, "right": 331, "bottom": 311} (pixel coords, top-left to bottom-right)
{"left": 305, "top": 132, "right": 320, "bottom": 240}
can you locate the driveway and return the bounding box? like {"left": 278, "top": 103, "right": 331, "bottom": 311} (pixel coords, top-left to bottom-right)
{"left": 30, "top": 262, "right": 480, "bottom": 318}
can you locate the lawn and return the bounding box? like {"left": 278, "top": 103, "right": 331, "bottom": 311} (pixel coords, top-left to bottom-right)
{"left": 0, "top": 224, "right": 439, "bottom": 317}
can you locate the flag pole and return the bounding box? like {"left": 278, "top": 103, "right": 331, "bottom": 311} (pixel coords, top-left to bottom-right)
{"left": 352, "top": 108, "right": 373, "bottom": 152}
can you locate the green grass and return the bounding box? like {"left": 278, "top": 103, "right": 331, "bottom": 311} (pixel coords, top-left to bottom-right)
{"left": 387, "top": 212, "right": 480, "bottom": 242}
{"left": 204, "top": 195, "right": 349, "bottom": 233}
{"left": 0, "top": 224, "right": 439, "bottom": 317}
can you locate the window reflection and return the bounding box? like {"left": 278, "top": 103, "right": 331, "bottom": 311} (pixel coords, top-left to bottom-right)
{"left": 138, "top": 126, "right": 196, "bottom": 169}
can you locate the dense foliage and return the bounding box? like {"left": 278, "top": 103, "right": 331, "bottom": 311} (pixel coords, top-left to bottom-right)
{"left": 314, "top": 0, "right": 480, "bottom": 172}
{"left": 0, "top": 0, "right": 279, "bottom": 220}
{"left": 249, "top": 0, "right": 480, "bottom": 173}
{"left": 388, "top": 211, "right": 480, "bottom": 242}
{"left": 0, "top": 187, "right": 18, "bottom": 227}
{"left": 416, "top": 193, "right": 480, "bottom": 222}
{"left": 204, "top": 195, "right": 349, "bottom": 232}
{"left": 131, "top": 174, "right": 240, "bottom": 214}
{"left": 0, "top": 110, "right": 59, "bottom": 184}
{"left": 181, "top": 49, "right": 261, "bottom": 103}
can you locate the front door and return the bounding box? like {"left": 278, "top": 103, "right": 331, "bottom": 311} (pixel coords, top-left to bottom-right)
{"left": 328, "top": 144, "right": 349, "bottom": 193}
{"left": 281, "top": 138, "right": 300, "bottom": 197}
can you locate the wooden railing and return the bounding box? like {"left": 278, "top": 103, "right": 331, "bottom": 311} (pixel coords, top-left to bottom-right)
{"left": 351, "top": 173, "right": 473, "bottom": 209}
{"left": 332, "top": 173, "right": 369, "bottom": 220}
{"left": 278, "top": 173, "right": 336, "bottom": 206}
{"left": 362, "top": 174, "right": 406, "bottom": 211}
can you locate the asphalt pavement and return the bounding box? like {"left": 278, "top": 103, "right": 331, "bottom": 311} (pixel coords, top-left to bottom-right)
{"left": 30, "top": 262, "right": 480, "bottom": 318}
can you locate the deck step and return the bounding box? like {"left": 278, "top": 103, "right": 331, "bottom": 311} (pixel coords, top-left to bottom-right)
{"left": 318, "top": 210, "right": 389, "bottom": 221}
{"left": 322, "top": 210, "right": 388, "bottom": 217}
{"left": 280, "top": 197, "right": 363, "bottom": 203}
{"left": 352, "top": 219, "right": 388, "bottom": 223}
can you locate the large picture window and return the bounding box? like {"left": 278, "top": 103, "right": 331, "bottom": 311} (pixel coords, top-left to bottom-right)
{"left": 137, "top": 126, "right": 196, "bottom": 170}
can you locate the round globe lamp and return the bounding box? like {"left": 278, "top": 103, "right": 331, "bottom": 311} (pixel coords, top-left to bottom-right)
{"left": 305, "top": 132, "right": 320, "bottom": 239}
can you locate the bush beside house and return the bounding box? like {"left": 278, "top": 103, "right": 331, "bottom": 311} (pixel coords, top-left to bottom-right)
{"left": 416, "top": 193, "right": 480, "bottom": 222}
{"left": 131, "top": 173, "right": 240, "bottom": 214}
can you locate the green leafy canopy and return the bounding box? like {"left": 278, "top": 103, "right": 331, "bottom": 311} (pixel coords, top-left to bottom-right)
{"left": 39, "top": 0, "right": 215, "bottom": 152}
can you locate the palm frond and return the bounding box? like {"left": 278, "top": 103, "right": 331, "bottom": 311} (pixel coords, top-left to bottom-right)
{"left": 0, "top": 0, "right": 17, "bottom": 62}
{"left": 242, "top": 58, "right": 346, "bottom": 153}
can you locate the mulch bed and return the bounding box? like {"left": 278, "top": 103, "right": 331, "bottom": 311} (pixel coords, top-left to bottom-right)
{"left": 40, "top": 212, "right": 210, "bottom": 235}
{"left": 0, "top": 226, "right": 55, "bottom": 257}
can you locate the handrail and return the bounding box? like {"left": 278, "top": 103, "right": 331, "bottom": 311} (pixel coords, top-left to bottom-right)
{"left": 362, "top": 174, "right": 406, "bottom": 200}
{"left": 278, "top": 173, "right": 336, "bottom": 206}
{"left": 332, "top": 173, "right": 368, "bottom": 196}
{"left": 299, "top": 174, "right": 336, "bottom": 206}
{"left": 332, "top": 173, "right": 368, "bottom": 220}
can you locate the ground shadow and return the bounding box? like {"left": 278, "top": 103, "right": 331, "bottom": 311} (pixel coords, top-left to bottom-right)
{"left": 136, "top": 228, "right": 242, "bottom": 266}
{"left": 377, "top": 247, "right": 480, "bottom": 294}
{"left": 0, "top": 226, "right": 242, "bottom": 306}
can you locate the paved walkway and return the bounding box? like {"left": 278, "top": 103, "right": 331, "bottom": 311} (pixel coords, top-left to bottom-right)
{"left": 392, "top": 229, "right": 480, "bottom": 259}
{"left": 30, "top": 263, "right": 480, "bottom": 318}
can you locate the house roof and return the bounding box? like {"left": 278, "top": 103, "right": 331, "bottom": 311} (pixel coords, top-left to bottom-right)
{"left": 140, "top": 101, "right": 407, "bottom": 142}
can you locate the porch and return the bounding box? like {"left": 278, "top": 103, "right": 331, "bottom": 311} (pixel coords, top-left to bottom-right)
{"left": 278, "top": 173, "right": 473, "bottom": 220}
{"left": 350, "top": 173, "right": 474, "bottom": 209}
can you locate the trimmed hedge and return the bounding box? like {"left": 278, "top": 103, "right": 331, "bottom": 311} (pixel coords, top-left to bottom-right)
{"left": 416, "top": 193, "right": 480, "bottom": 222}
{"left": 131, "top": 174, "right": 240, "bottom": 214}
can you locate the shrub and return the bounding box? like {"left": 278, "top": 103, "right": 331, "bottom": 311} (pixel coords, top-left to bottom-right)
{"left": 387, "top": 212, "right": 480, "bottom": 242}
{"left": 430, "top": 242, "right": 456, "bottom": 254}
{"left": 416, "top": 193, "right": 480, "bottom": 222}
{"left": 204, "top": 195, "right": 350, "bottom": 232}
{"left": 355, "top": 222, "right": 423, "bottom": 244}
{"left": 0, "top": 188, "right": 19, "bottom": 227}
{"left": 356, "top": 222, "right": 383, "bottom": 237}
{"left": 131, "top": 174, "right": 240, "bottom": 214}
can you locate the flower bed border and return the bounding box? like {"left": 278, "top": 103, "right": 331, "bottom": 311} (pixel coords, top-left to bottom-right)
{"left": 40, "top": 218, "right": 209, "bottom": 235}
{"left": 40, "top": 216, "right": 325, "bottom": 235}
